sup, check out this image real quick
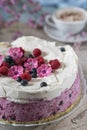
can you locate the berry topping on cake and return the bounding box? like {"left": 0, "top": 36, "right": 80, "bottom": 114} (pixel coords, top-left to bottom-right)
{"left": 9, "top": 62, "right": 16, "bottom": 67}
{"left": 31, "top": 72, "right": 37, "bottom": 78}
{"left": 37, "top": 64, "right": 52, "bottom": 77}
{"left": 0, "top": 66, "right": 8, "bottom": 75}
{"left": 29, "top": 68, "right": 37, "bottom": 78}
{"left": 0, "top": 46, "right": 61, "bottom": 86}
{"left": 24, "top": 58, "right": 38, "bottom": 71}
{"left": 15, "top": 57, "right": 27, "bottom": 65}
{"left": 32, "top": 68, "right": 37, "bottom": 73}
{"left": 21, "top": 79, "right": 28, "bottom": 86}
{"left": 15, "top": 59, "right": 22, "bottom": 65}
{"left": 21, "top": 72, "right": 31, "bottom": 81}
{"left": 28, "top": 54, "right": 34, "bottom": 58}
{"left": 60, "top": 47, "right": 65, "bottom": 52}
{"left": 4, "top": 56, "right": 15, "bottom": 66}
{"left": 9, "top": 47, "right": 24, "bottom": 60}
{"left": 37, "top": 56, "right": 44, "bottom": 66}
{"left": 1, "top": 62, "right": 9, "bottom": 67}
{"left": 33, "top": 48, "right": 41, "bottom": 57}
{"left": 49, "top": 59, "right": 61, "bottom": 70}
{"left": 8, "top": 66, "right": 23, "bottom": 80}
{"left": 40, "top": 82, "right": 48, "bottom": 87}
{"left": 17, "top": 77, "right": 22, "bottom": 82}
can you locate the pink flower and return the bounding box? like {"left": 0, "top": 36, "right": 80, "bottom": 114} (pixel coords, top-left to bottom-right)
{"left": 27, "top": 19, "right": 37, "bottom": 29}
{"left": 37, "top": 64, "right": 52, "bottom": 77}
{"left": 9, "top": 47, "right": 24, "bottom": 60}
{"left": 6, "top": 19, "right": 18, "bottom": 27}
{"left": 8, "top": 66, "right": 23, "bottom": 79}
{"left": 22, "top": 4, "right": 27, "bottom": 10}
{"left": 0, "top": 55, "right": 4, "bottom": 66}
{"left": 24, "top": 58, "right": 38, "bottom": 71}
{"left": 10, "top": 0, "right": 16, "bottom": 5}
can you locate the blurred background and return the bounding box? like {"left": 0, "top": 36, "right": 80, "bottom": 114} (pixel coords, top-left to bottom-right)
{"left": 0, "top": 0, "right": 87, "bottom": 41}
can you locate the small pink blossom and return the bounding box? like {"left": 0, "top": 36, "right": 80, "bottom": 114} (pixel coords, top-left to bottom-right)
{"left": 8, "top": 65, "right": 23, "bottom": 79}
{"left": 0, "top": 55, "right": 4, "bottom": 66}
{"left": 37, "top": 64, "right": 52, "bottom": 77}
{"left": 9, "top": 47, "right": 24, "bottom": 60}
{"left": 22, "top": 4, "right": 27, "bottom": 10}
{"left": 5, "top": 19, "right": 18, "bottom": 27}
{"left": 4, "top": 6, "right": 12, "bottom": 13}
{"left": 10, "top": 0, "right": 16, "bottom": 5}
{"left": 24, "top": 58, "right": 38, "bottom": 71}
{"left": 27, "top": 19, "right": 37, "bottom": 28}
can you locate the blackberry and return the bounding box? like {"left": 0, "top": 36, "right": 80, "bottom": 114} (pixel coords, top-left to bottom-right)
{"left": 32, "top": 68, "right": 37, "bottom": 73}
{"left": 4, "top": 56, "right": 15, "bottom": 66}
{"left": 28, "top": 54, "right": 34, "bottom": 58}
{"left": 40, "top": 82, "right": 47, "bottom": 87}
{"left": 17, "top": 77, "right": 22, "bottom": 82}
{"left": 4, "top": 56, "right": 14, "bottom": 63}
{"left": 9, "top": 62, "right": 15, "bottom": 67}
{"left": 60, "top": 47, "right": 65, "bottom": 52}
{"left": 32, "top": 73, "right": 37, "bottom": 78}
{"left": 21, "top": 79, "right": 28, "bottom": 86}
{"left": 30, "top": 68, "right": 37, "bottom": 78}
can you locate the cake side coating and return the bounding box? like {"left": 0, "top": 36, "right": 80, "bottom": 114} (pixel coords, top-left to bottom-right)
{"left": 0, "top": 36, "right": 78, "bottom": 103}
{"left": 0, "top": 74, "right": 81, "bottom": 123}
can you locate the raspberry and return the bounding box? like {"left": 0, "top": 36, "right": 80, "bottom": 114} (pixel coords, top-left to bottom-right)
{"left": 15, "top": 57, "right": 27, "bottom": 65}
{"left": 15, "top": 59, "right": 22, "bottom": 65}
{"left": 21, "top": 57, "right": 27, "bottom": 63}
{"left": 37, "top": 56, "right": 44, "bottom": 66}
{"left": 21, "top": 72, "right": 31, "bottom": 81}
{"left": 1, "top": 62, "right": 9, "bottom": 67}
{"left": 33, "top": 48, "right": 41, "bottom": 57}
{"left": 0, "top": 66, "right": 8, "bottom": 75}
{"left": 49, "top": 60, "right": 53, "bottom": 65}
{"left": 49, "top": 59, "right": 61, "bottom": 70}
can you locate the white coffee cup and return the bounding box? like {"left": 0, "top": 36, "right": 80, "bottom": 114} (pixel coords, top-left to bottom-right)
{"left": 51, "top": 7, "right": 87, "bottom": 35}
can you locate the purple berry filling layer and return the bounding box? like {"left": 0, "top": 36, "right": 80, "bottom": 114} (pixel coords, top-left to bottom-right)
{"left": 0, "top": 74, "right": 81, "bottom": 123}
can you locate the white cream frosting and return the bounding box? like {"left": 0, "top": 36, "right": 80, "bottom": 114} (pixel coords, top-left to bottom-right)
{"left": 0, "top": 36, "right": 78, "bottom": 103}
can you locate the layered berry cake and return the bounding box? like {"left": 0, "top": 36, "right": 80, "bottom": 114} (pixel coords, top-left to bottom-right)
{"left": 0, "top": 36, "right": 81, "bottom": 124}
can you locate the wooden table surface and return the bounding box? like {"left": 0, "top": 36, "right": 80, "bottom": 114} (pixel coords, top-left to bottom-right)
{"left": 0, "top": 23, "right": 87, "bottom": 130}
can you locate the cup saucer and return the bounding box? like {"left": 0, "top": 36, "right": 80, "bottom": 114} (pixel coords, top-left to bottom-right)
{"left": 44, "top": 15, "right": 87, "bottom": 43}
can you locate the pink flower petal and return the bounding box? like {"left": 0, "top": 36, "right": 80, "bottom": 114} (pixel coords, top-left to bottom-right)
{"left": 37, "top": 64, "right": 52, "bottom": 77}
{"left": 8, "top": 65, "right": 23, "bottom": 79}
{"left": 9, "top": 47, "right": 24, "bottom": 60}
{"left": 24, "top": 58, "right": 38, "bottom": 71}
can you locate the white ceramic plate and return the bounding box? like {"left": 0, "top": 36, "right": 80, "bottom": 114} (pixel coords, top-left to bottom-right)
{"left": 44, "top": 15, "right": 87, "bottom": 43}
